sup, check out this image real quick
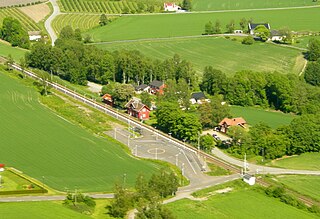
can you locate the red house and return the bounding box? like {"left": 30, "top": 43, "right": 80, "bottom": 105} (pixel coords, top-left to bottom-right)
{"left": 0, "top": 163, "right": 5, "bottom": 172}
{"left": 149, "top": 80, "right": 166, "bottom": 95}
{"left": 102, "top": 93, "right": 113, "bottom": 107}
{"left": 125, "top": 99, "right": 150, "bottom": 120}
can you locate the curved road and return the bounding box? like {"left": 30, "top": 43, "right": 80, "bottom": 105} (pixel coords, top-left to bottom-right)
{"left": 44, "top": 0, "right": 60, "bottom": 46}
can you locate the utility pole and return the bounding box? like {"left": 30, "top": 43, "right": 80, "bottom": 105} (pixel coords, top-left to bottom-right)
{"left": 175, "top": 154, "right": 179, "bottom": 166}
{"left": 243, "top": 153, "right": 247, "bottom": 175}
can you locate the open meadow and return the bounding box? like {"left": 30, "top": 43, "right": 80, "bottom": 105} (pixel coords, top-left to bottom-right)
{"left": 276, "top": 175, "right": 320, "bottom": 202}
{"left": 166, "top": 187, "right": 318, "bottom": 219}
{"left": 0, "top": 70, "right": 159, "bottom": 192}
{"left": 269, "top": 153, "right": 320, "bottom": 171}
{"left": 192, "top": 0, "right": 319, "bottom": 11}
{"left": 230, "top": 105, "right": 296, "bottom": 128}
{"left": 98, "top": 36, "right": 303, "bottom": 74}
{"left": 0, "top": 40, "right": 27, "bottom": 61}
{"left": 86, "top": 7, "right": 320, "bottom": 42}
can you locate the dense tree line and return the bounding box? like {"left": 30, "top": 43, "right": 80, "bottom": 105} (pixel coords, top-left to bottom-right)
{"left": 0, "top": 17, "right": 30, "bottom": 49}
{"left": 304, "top": 38, "right": 320, "bottom": 86}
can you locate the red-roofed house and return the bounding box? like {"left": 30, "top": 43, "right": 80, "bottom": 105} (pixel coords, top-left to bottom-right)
{"left": 219, "top": 117, "right": 247, "bottom": 133}
{"left": 0, "top": 163, "right": 5, "bottom": 172}
{"left": 164, "top": 2, "right": 181, "bottom": 11}
{"left": 125, "top": 99, "right": 150, "bottom": 120}
{"left": 102, "top": 93, "right": 113, "bottom": 107}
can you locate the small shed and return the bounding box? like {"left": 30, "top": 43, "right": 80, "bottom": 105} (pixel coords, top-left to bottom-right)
{"left": 28, "top": 31, "right": 42, "bottom": 41}
{"left": 243, "top": 174, "right": 255, "bottom": 186}
{"left": 0, "top": 164, "right": 5, "bottom": 172}
{"left": 102, "top": 93, "right": 113, "bottom": 107}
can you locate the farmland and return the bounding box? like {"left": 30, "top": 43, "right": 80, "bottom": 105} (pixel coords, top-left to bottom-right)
{"left": 166, "top": 187, "right": 318, "bottom": 219}
{"left": 0, "top": 0, "right": 45, "bottom": 7}
{"left": 0, "top": 40, "right": 27, "bottom": 61}
{"left": 86, "top": 7, "right": 320, "bottom": 42}
{"left": 192, "top": 0, "right": 319, "bottom": 11}
{"left": 276, "top": 175, "right": 320, "bottom": 202}
{"left": 98, "top": 36, "right": 303, "bottom": 74}
{"left": 230, "top": 105, "right": 296, "bottom": 129}
{"left": 270, "top": 153, "right": 320, "bottom": 170}
{"left": 52, "top": 14, "right": 100, "bottom": 34}
{"left": 0, "top": 7, "right": 40, "bottom": 31}
{"left": 0, "top": 70, "right": 159, "bottom": 192}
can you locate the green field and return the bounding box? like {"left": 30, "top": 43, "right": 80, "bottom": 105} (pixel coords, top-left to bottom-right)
{"left": 276, "top": 175, "right": 320, "bottom": 201}
{"left": 86, "top": 7, "right": 320, "bottom": 42}
{"left": 230, "top": 106, "right": 296, "bottom": 129}
{"left": 98, "top": 37, "right": 303, "bottom": 74}
{"left": 270, "top": 153, "right": 320, "bottom": 170}
{"left": 0, "top": 170, "right": 41, "bottom": 191}
{"left": 0, "top": 70, "right": 158, "bottom": 192}
{"left": 192, "top": 0, "right": 319, "bottom": 11}
{"left": 0, "top": 41, "right": 27, "bottom": 61}
{"left": 294, "top": 35, "right": 320, "bottom": 49}
{"left": 52, "top": 14, "right": 100, "bottom": 35}
{"left": 0, "top": 8, "right": 40, "bottom": 31}
{"left": 167, "top": 189, "right": 318, "bottom": 219}
{"left": 0, "top": 202, "right": 90, "bottom": 219}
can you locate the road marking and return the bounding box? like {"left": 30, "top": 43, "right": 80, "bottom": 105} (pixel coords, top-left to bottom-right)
{"left": 181, "top": 149, "right": 197, "bottom": 174}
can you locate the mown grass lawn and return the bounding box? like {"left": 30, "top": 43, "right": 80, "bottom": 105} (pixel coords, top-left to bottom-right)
{"left": 270, "top": 153, "right": 320, "bottom": 170}
{"left": 230, "top": 105, "right": 296, "bottom": 129}
{"left": 192, "top": 0, "right": 319, "bottom": 11}
{"left": 98, "top": 37, "right": 302, "bottom": 74}
{"left": 166, "top": 189, "right": 318, "bottom": 219}
{"left": 0, "top": 40, "right": 27, "bottom": 61}
{"left": 276, "top": 175, "right": 320, "bottom": 202}
{"left": 87, "top": 7, "right": 320, "bottom": 42}
{"left": 0, "top": 70, "right": 159, "bottom": 192}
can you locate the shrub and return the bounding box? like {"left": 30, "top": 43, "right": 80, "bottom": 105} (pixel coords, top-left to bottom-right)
{"left": 242, "top": 36, "right": 255, "bottom": 45}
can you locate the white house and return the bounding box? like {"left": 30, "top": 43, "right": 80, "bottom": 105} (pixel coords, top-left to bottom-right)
{"left": 135, "top": 84, "right": 150, "bottom": 94}
{"left": 270, "top": 30, "right": 285, "bottom": 41}
{"left": 28, "top": 31, "right": 42, "bottom": 41}
{"left": 190, "top": 92, "right": 210, "bottom": 105}
{"left": 164, "top": 2, "right": 181, "bottom": 12}
{"left": 243, "top": 174, "right": 256, "bottom": 186}
{"left": 0, "top": 164, "right": 4, "bottom": 172}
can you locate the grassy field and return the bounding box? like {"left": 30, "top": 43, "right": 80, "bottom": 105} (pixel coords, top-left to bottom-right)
{"left": 270, "top": 153, "right": 320, "bottom": 170}
{"left": 230, "top": 105, "right": 296, "bottom": 129}
{"left": 0, "top": 201, "right": 90, "bottom": 219}
{"left": 98, "top": 36, "right": 303, "bottom": 74}
{"left": 0, "top": 170, "right": 41, "bottom": 191}
{"left": 0, "top": 70, "right": 159, "bottom": 192}
{"left": 192, "top": 0, "right": 319, "bottom": 11}
{"left": 294, "top": 35, "right": 320, "bottom": 49}
{"left": 86, "top": 7, "right": 320, "bottom": 42}
{"left": 167, "top": 188, "right": 318, "bottom": 218}
{"left": 0, "top": 7, "right": 40, "bottom": 31}
{"left": 52, "top": 14, "right": 100, "bottom": 35}
{"left": 276, "top": 175, "right": 320, "bottom": 201}
{"left": 0, "top": 40, "right": 27, "bottom": 61}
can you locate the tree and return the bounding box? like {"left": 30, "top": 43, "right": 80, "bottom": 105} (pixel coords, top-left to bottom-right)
{"left": 141, "top": 91, "right": 152, "bottom": 108}
{"left": 200, "top": 66, "right": 226, "bottom": 95}
{"left": 307, "top": 38, "right": 320, "bottom": 61}
{"left": 304, "top": 61, "right": 320, "bottom": 86}
{"left": 99, "top": 14, "right": 109, "bottom": 26}
{"left": 239, "top": 17, "right": 247, "bottom": 31}
{"left": 5, "top": 54, "right": 14, "bottom": 70}
{"left": 108, "top": 183, "right": 134, "bottom": 218}
{"left": 210, "top": 95, "right": 231, "bottom": 126}
{"left": 254, "top": 25, "right": 270, "bottom": 41}
{"left": 182, "top": 0, "right": 192, "bottom": 10}
{"left": 278, "top": 27, "right": 293, "bottom": 44}
{"left": 204, "top": 21, "right": 213, "bottom": 35}
{"left": 19, "top": 57, "right": 27, "bottom": 75}
{"left": 198, "top": 102, "right": 214, "bottom": 128}
{"left": 200, "top": 134, "right": 215, "bottom": 152}
{"left": 226, "top": 20, "right": 235, "bottom": 33}
{"left": 59, "top": 26, "right": 75, "bottom": 40}
{"left": 74, "top": 28, "right": 82, "bottom": 41}
{"left": 213, "top": 20, "right": 222, "bottom": 34}
{"left": 242, "top": 36, "right": 254, "bottom": 45}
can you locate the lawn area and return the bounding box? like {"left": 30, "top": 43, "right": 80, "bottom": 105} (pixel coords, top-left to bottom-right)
{"left": 294, "top": 35, "right": 320, "bottom": 49}
{"left": 86, "top": 7, "right": 320, "bottom": 42}
{"left": 166, "top": 188, "right": 318, "bottom": 219}
{"left": 0, "top": 40, "right": 27, "bottom": 62}
{"left": 0, "top": 70, "right": 159, "bottom": 192}
{"left": 98, "top": 37, "right": 302, "bottom": 74}
{"left": 0, "top": 169, "right": 41, "bottom": 191}
{"left": 192, "top": 0, "right": 319, "bottom": 11}
{"left": 270, "top": 153, "right": 320, "bottom": 170}
{"left": 230, "top": 105, "right": 296, "bottom": 129}
{"left": 0, "top": 201, "right": 90, "bottom": 219}
{"left": 276, "top": 175, "right": 320, "bottom": 202}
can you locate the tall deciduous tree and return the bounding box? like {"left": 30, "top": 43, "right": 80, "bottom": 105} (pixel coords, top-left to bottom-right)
{"left": 204, "top": 21, "right": 213, "bottom": 35}
{"left": 213, "top": 20, "right": 222, "bottom": 34}
{"left": 254, "top": 25, "right": 270, "bottom": 41}
{"left": 99, "top": 14, "right": 109, "bottom": 26}
{"left": 226, "top": 20, "right": 235, "bottom": 33}
{"left": 239, "top": 17, "right": 247, "bottom": 31}
{"left": 182, "top": 0, "right": 192, "bottom": 10}
{"left": 308, "top": 38, "right": 320, "bottom": 61}
{"left": 304, "top": 61, "right": 320, "bottom": 86}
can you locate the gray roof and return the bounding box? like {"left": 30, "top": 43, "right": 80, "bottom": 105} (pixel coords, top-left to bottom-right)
{"left": 243, "top": 174, "right": 254, "bottom": 180}
{"left": 149, "top": 80, "right": 164, "bottom": 88}
{"left": 248, "top": 23, "right": 270, "bottom": 30}
{"left": 135, "top": 84, "right": 149, "bottom": 91}
{"left": 270, "top": 30, "right": 283, "bottom": 37}
{"left": 191, "top": 92, "right": 207, "bottom": 101}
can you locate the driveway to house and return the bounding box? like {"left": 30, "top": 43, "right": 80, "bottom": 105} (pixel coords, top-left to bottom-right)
{"left": 44, "top": 0, "right": 60, "bottom": 45}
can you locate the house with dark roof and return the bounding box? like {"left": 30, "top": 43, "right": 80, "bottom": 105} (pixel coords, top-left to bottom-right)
{"left": 135, "top": 84, "right": 150, "bottom": 94}
{"left": 190, "top": 92, "right": 210, "bottom": 104}
{"left": 218, "top": 117, "right": 247, "bottom": 133}
{"left": 125, "top": 99, "right": 150, "bottom": 120}
{"left": 149, "top": 80, "right": 166, "bottom": 95}
{"left": 270, "top": 30, "right": 285, "bottom": 41}
{"left": 248, "top": 23, "right": 270, "bottom": 35}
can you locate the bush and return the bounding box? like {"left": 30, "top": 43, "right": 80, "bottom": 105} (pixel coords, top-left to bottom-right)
{"left": 265, "top": 186, "right": 285, "bottom": 198}
{"left": 242, "top": 36, "right": 254, "bottom": 45}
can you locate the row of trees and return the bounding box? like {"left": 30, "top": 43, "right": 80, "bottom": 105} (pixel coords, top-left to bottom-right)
{"left": 204, "top": 17, "right": 250, "bottom": 35}
{"left": 108, "top": 170, "right": 178, "bottom": 218}
{"left": 304, "top": 38, "right": 320, "bottom": 86}
{"left": 0, "top": 17, "right": 30, "bottom": 49}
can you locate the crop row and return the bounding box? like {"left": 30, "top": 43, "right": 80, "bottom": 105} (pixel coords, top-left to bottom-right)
{"left": 0, "top": 8, "right": 39, "bottom": 31}
{"left": 59, "top": 0, "right": 144, "bottom": 14}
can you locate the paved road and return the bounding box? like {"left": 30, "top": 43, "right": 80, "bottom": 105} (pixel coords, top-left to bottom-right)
{"left": 44, "top": 0, "right": 60, "bottom": 45}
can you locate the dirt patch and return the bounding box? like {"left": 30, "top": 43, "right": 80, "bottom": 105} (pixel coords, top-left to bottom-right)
{"left": 0, "top": 0, "right": 45, "bottom": 7}
{"left": 87, "top": 81, "right": 103, "bottom": 93}
{"left": 19, "top": 3, "right": 50, "bottom": 23}
{"left": 189, "top": 187, "right": 233, "bottom": 201}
